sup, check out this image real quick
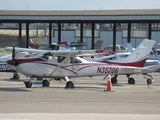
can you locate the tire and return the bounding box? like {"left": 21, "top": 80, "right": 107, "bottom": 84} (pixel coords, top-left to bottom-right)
{"left": 111, "top": 77, "right": 117, "bottom": 84}
{"left": 147, "top": 79, "right": 152, "bottom": 85}
{"left": 42, "top": 80, "right": 50, "bottom": 87}
{"left": 128, "top": 77, "right": 135, "bottom": 84}
{"left": 66, "top": 81, "right": 74, "bottom": 88}
{"left": 13, "top": 73, "right": 20, "bottom": 79}
{"left": 24, "top": 82, "right": 32, "bottom": 88}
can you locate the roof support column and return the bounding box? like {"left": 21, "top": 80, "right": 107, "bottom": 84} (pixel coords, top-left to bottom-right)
{"left": 26, "top": 22, "right": 29, "bottom": 48}
{"left": 19, "top": 23, "right": 22, "bottom": 37}
{"left": 91, "top": 22, "right": 95, "bottom": 49}
{"left": 113, "top": 22, "right": 116, "bottom": 52}
{"left": 49, "top": 22, "right": 52, "bottom": 44}
{"left": 127, "top": 22, "right": 131, "bottom": 43}
{"left": 58, "top": 22, "right": 61, "bottom": 43}
{"left": 148, "top": 22, "right": 152, "bottom": 39}
{"left": 80, "top": 23, "right": 83, "bottom": 43}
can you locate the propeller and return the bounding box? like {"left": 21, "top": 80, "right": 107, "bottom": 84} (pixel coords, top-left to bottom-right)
{"left": 12, "top": 45, "right": 15, "bottom": 60}
{"left": 7, "top": 44, "right": 17, "bottom": 66}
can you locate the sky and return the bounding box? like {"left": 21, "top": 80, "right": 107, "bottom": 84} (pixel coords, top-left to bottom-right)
{"left": 0, "top": 0, "right": 160, "bottom": 10}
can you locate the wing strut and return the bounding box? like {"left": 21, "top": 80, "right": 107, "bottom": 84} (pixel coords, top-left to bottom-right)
{"left": 47, "top": 53, "right": 71, "bottom": 76}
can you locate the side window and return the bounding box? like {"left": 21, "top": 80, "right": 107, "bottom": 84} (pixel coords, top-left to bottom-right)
{"left": 116, "top": 46, "right": 119, "bottom": 50}
{"left": 150, "top": 51, "right": 154, "bottom": 55}
{"left": 58, "top": 56, "right": 66, "bottom": 63}
{"left": 70, "top": 58, "right": 82, "bottom": 63}
{"left": 120, "top": 46, "right": 126, "bottom": 50}
{"left": 155, "top": 50, "right": 160, "bottom": 55}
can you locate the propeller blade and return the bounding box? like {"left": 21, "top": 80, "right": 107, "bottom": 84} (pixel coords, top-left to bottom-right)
{"left": 12, "top": 45, "right": 15, "bottom": 60}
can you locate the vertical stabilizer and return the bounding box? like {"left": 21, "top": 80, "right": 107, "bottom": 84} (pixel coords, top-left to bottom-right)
{"left": 106, "top": 39, "right": 156, "bottom": 67}
{"left": 94, "top": 40, "right": 103, "bottom": 49}
{"left": 126, "top": 42, "right": 134, "bottom": 53}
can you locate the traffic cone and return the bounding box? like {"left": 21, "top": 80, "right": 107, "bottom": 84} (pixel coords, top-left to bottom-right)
{"left": 104, "top": 72, "right": 112, "bottom": 91}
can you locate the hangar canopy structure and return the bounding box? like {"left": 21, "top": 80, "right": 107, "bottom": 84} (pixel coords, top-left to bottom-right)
{"left": 0, "top": 9, "right": 160, "bottom": 50}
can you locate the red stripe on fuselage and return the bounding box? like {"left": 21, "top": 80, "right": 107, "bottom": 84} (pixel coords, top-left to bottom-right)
{"left": 101, "top": 58, "right": 147, "bottom": 67}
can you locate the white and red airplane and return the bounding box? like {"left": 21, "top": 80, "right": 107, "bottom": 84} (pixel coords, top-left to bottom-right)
{"left": 6, "top": 39, "right": 156, "bottom": 88}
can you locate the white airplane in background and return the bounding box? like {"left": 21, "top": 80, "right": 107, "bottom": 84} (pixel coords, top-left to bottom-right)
{"left": 6, "top": 39, "right": 156, "bottom": 88}
{"left": 86, "top": 41, "right": 160, "bottom": 85}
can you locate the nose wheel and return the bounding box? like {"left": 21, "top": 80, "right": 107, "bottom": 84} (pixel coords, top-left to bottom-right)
{"left": 13, "top": 73, "right": 20, "bottom": 79}
{"left": 24, "top": 81, "right": 32, "bottom": 88}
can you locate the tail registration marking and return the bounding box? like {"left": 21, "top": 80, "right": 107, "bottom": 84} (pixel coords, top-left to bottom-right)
{"left": 97, "top": 67, "right": 119, "bottom": 74}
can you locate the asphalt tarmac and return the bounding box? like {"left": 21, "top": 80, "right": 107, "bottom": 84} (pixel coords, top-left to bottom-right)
{"left": 0, "top": 72, "right": 160, "bottom": 120}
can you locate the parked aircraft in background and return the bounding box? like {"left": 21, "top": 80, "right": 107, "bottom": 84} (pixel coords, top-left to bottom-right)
{"left": 93, "top": 40, "right": 103, "bottom": 49}
{"left": 30, "top": 39, "right": 104, "bottom": 50}
{"left": 7, "top": 39, "right": 156, "bottom": 88}
{"left": 87, "top": 42, "right": 160, "bottom": 84}
{"left": 104, "top": 44, "right": 128, "bottom": 53}
{"left": 29, "top": 38, "right": 39, "bottom": 49}
{"left": 148, "top": 48, "right": 160, "bottom": 60}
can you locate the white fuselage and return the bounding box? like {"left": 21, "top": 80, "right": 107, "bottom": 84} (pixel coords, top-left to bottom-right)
{"left": 15, "top": 57, "right": 141, "bottom": 78}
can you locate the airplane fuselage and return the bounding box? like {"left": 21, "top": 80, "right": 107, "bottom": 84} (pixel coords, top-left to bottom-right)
{"left": 13, "top": 57, "right": 141, "bottom": 78}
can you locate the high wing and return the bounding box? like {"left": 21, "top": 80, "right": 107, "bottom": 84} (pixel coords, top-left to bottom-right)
{"left": 5, "top": 47, "right": 114, "bottom": 57}
{"left": 50, "top": 49, "right": 114, "bottom": 57}
{"left": 6, "top": 47, "right": 51, "bottom": 55}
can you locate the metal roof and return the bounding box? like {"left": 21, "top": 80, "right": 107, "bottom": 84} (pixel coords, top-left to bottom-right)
{"left": 0, "top": 9, "right": 160, "bottom": 22}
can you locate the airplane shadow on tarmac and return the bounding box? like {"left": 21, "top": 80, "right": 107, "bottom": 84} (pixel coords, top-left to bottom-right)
{"left": 0, "top": 88, "right": 32, "bottom": 92}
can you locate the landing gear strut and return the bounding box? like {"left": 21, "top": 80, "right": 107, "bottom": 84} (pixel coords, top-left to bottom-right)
{"left": 64, "top": 76, "right": 74, "bottom": 88}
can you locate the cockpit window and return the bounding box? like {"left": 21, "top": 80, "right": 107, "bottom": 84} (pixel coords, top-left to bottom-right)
{"left": 70, "top": 57, "right": 82, "bottom": 63}
{"left": 42, "top": 52, "right": 53, "bottom": 61}
{"left": 150, "top": 51, "right": 154, "bottom": 55}
{"left": 58, "top": 56, "right": 66, "bottom": 62}
{"left": 49, "top": 45, "right": 59, "bottom": 50}
{"left": 120, "top": 46, "right": 126, "bottom": 50}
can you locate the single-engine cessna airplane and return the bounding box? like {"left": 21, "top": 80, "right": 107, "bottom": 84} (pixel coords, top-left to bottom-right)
{"left": 6, "top": 39, "right": 156, "bottom": 88}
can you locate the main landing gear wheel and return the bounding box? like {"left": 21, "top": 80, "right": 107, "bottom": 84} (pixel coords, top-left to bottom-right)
{"left": 13, "top": 73, "right": 20, "bottom": 79}
{"left": 111, "top": 77, "right": 118, "bottom": 84}
{"left": 145, "top": 75, "right": 153, "bottom": 85}
{"left": 24, "top": 81, "right": 32, "bottom": 88}
{"left": 147, "top": 78, "right": 152, "bottom": 85}
{"left": 42, "top": 80, "right": 50, "bottom": 87}
{"left": 65, "top": 81, "right": 74, "bottom": 88}
{"left": 128, "top": 77, "right": 135, "bottom": 84}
